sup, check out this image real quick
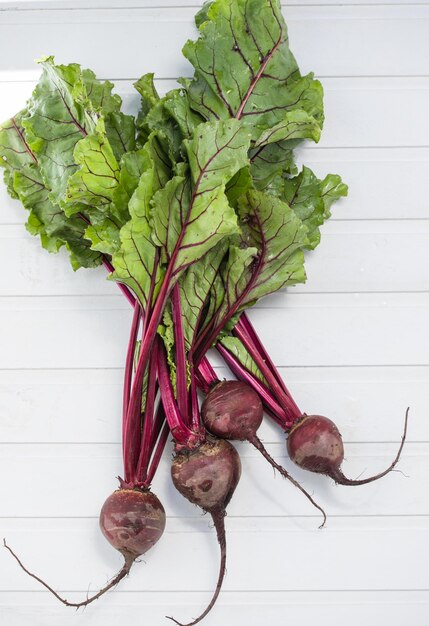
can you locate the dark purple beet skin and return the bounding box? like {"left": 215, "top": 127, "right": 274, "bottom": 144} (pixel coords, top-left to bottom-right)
{"left": 3, "top": 487, "right": 166, "bottom": 609}
{"left": 100, "top": 488, "right": 166, "bottom": 564}
{"left": 171, "top": 437, "right": 241, "bottom": 512}
{"left": 201, "top": 380, "right": 263, "bottom": 441}
{"left": 287, "top": 412, "right": 408, "bottom": 486}
{"left": 169, "top": 437, "right": 241, "bottom": 626}
{"left": 287, "top": 415, "right": 344, "bottom": 475}
{"left": 201, "top": 381, "right": 326, "bottom": 525}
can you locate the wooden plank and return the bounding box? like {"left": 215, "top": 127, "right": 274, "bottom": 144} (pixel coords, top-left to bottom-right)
{"left": 2, "top": 78, "right": 428, "bottom": 149}
{"left": 3, "top": 146, "right": 429, "bottom": 224}
{"left": 0, "top": 7, "right": 428, "bottom": 79}
{"left": 0, "top": 365, "right": 423, "bottom": 443}
{"left": 0, "top": 441, "right": 421, "bottom": 517}
{"left": 0, "top": 517, "right": 427, "bottom": 591}
{"left": 1, "top": 590, "right": 428, "bottom": 626}
{"left": 0, "top": 294, "right": 426, "bottom": 368}
{"left": 3, "top": 0, "right": 424, "bottom": 9}
{"left": 0, "top": 221, "right": 427, "bottom": 296}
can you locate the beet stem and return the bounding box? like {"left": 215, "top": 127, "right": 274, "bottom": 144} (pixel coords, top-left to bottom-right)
{"left": 331, "top": 407, "right": 410, "bottom": 486}
{"left": 172, "top": 283, "right": 189, "bottom": 421}
{"left": 216, "top": 341, "right": 287, "bottom": 426}
{"left": 196, "top": 357, "right": 218, "bottom": 393}
{"left": 167, "top": 507, "right": 227, "bottom": 626}
{"left": 233, "top": 324, "right": 300, "bottom": 424}
{"left": 145, "top": 419, "right": 170, "bottom": 486}
{"left": 126, "top": 267, "right": 174, "bottom": 456}
{"left": 157, "top": 342, "right": 196, "bottom": 446}
{"left": 148, "top": 399, "right": 167, "bottom": 451}
{"left": 135, "top": 346, "right": 159, "bottom": 483}
{"left": 237, "top": 314, "right": 288, "bottom": 395}
{"left": 122, "top": 301, "right": 142, "bottom": 478}
{"left": 102, "top": 258, "right": 136, "bottom": 307}
{"left": 249, "top": 436, "right": 327, "bottom": 528}
{"left": 123, "top": 301, "right": 141, "bottom": 422}
{"left": 3, "top": 539, "right": 133, "bottom": 608}
{"left": 189, "top": 362, "right": 202, "bottom": 432}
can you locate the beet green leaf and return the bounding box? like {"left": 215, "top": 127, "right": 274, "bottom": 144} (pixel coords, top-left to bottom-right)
{"left": 183, "top": 0, "right": 323, "bottom": 138}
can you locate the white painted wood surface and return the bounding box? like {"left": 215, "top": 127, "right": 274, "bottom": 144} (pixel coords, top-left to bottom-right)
{"left": 0, "top": 1, "right": 428, "bottom": 625}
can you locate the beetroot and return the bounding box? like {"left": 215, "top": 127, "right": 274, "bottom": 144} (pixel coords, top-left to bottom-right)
{"left": 287, "top": 411, "right": 409, "bottom": 485}
{"left": 202, "top": 380, "right": 263, "bottom": 441}
{"left": 4, "top": 487, "right": 165, "bottom": 607}
{"left": 202, "top": 381, "right": 326, "bottom": 525}
{"left": 170, "top": 437, "right": 241, "bottom": 625}
{"left": 100, "top": 488, "right": 166, "bottom": 564}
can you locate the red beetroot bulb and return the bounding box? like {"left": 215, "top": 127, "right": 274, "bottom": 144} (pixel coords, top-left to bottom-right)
{"left": 100, "top": 488, "right": 166, "bottom": 565}
{"left": 202, "top": 380, "right": 263, "bottom": 441}
{"left": 202, "top": 380, "right": 326, "bottom": 525}
{"left": 169, "top": 437, "right": 241, "bottom": 626}
{"left": 287, "top": 412, "right": 409, "bottom": 485}
{"left": 4, "top": 487, "right": 166, "bottom": 608}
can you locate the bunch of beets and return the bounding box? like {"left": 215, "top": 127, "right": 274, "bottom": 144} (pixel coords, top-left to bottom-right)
{"left": 0, "top": 1, "right": 407, "bottom": 624}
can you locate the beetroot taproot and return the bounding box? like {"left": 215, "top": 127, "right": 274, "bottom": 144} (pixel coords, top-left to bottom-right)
{"left": 4, "top": 487, "right": 165, "bottom": 607}
{"left": 202, "top": 380, "right": 326, "bottom": 525}
{"left": 169, "top": 437, "right": 241, "bottom": 625}
{"left": 287, "top": 411, "right": 409, "bottom": 485}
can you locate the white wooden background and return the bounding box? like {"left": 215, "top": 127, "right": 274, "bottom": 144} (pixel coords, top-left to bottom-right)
{"left": 0, "top": 1, "right": 428, "bottom": 624}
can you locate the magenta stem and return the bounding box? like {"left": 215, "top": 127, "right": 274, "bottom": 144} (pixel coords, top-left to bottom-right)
{"left": 237, "top": 314, "right": 289, "bottom": 395}
{"left": 145, "top": 419, "right": 170, "bottom": 486}
{"left": 149, "top": 399, "right": 165, "bottom": 451}
{"left": 141, "top": 248, "right": 159, "bottom": 338}
{"left": 189, "top": 360, "right": 201, "bottom": 431}
{"left": 157, "top": 341, "right": 195, "bottom": 447}
{"left": 216, "top": 343, "right": 288, "bottom": 427}
{"left": 124, "top": 271, "right": 173, "bottom": 471}
{"left": 135, "top": 342, "right": 159, "bottom": 483}
{"left": 122, "top": 302, "right": 142, "bottom": 464}
{"left": 196, "top": 370, "right": 214, "bottom": 394}
{"left": 196, "top": 357, "right": 219, "bottom": 392}
{"left": 172, "top": 283, "right": 189, "bottom": 421}
{"left": 101, "top": 255, "right": 171, "bottom": 483}
{"left": 200, "top": 357, "right": 218, "bottom": 385}
{"left": 233, "top": 323, "right": 301, "bottom": 423}
{"left": 102, "top": 258, "right": 136, "bottom": 307}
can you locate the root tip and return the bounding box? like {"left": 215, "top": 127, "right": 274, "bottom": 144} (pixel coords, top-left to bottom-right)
{"left": 166, "top": 616, "right": 184, "bottom": 626}
{"left": 318, "top": 515, "right": 327, "bottom": 530}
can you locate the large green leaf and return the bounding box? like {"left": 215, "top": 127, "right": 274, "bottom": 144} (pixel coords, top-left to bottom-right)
{"left": 63, "top": 117, "right": 142, "bottom": 256}
{"left": 230, "top": 189, "right": 307, "bottom": 306}
{"left": 0, "top": 110, "right": 101, "bottom": 269}
{"left": 198, "top": 188, "right": 308, "bottom": 350}
{"left": 70, "top": 147, "right": 148, "bottom": 257}
{"left": 164, "top": 89, "right": 204, "bottom": 140}
{"left": 104, "top": 111, "right": 136, "bottom": 161}
{"left": 134, "top": 73, "right": 160, "bottom": 147}
{"left": 139, "top": 86, "right": 204, "bottom": 165}
{"left": 0, "top": 109, "right": 37, "bottom": 172}
{"left": 19, "top": 167, "right": 102, "bottom": 269}
{"left": 248, "top": 109, "right": 321, "bottom": 191}
{"left": 249, "top": 138, "right": 298, "bottom": 192}
{"left": 183, "top": 0, "right": 323, "bottom": 139}
{"left": 66, "top": 117, "right": 120, "bottom": 210}
{"left": 252, "top": 110, "right": 321, "bottom": 150}
{"left": 111, "top": 133, "right": 171, "bottom": 306}
{"left": 151, "top": 119, "right": 251, "bottom": 278}
{"left": 283, "top": 166, "right": 348, "bottom": 249}
{"left": 111, "top": 177, "right": 164, "bottom": 308}
{"left": 178, "top": 241, "right": 229, "bottom": 349}
{"left": 22, "top": 57, "right": 121, "bottom": 207}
